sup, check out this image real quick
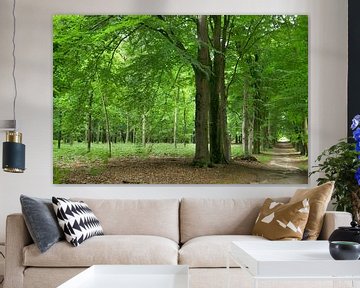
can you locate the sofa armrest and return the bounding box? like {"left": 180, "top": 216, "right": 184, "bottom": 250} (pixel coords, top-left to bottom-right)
{"left": 4, "top": 213, "right": 33, "bottom": 288}
{"left": 318, "top": 211, "right": 352, "bottom": 240}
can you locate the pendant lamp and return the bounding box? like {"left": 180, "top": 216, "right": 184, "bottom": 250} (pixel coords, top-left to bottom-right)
{"left": 1, "top": 0, "right": 25, "bottom": 173}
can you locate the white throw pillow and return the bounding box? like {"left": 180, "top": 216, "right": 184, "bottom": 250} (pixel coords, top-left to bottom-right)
{"left": 52, "top": 197, "right": 103, "bottom": 247}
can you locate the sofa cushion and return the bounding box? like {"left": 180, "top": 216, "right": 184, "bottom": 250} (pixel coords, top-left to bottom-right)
{"left": 290, "top": 181, "right": 334, "bottom": 240}
{"left": 179, "top": 235, "right": 267, "bottom": 268}
{"left": 252, "top": 198, "right": 310, "bottom": 240}
{"left": 52, "top": 197, "right": 104, "bottom": 247}
{"left": 180, "top": 198, "right": 289, "bottom": 243}
{"left": 23, "top": 235, "right": 178, "bottom": 267}
{"left": 72, "top": 198, "right": 179, "bottom": 243}
{"left": 20, "top": 195, "right": 64, "bottom": 253}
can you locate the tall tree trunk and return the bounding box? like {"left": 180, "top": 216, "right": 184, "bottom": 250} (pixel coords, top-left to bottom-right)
{"left": 125, "top": 115, "right": 129, "bottom": 143}
{"left": 242, "top": 83, "right": 250, "bottom": 155}
{"left": 57, "top": 131, "right": 61, "bottom": 149}
{"left": 249, "top": 113, "right": 254, "bottom": 155}
{"left": 262, "top": 118, "right": 269, "bottom": 151}
{"left": 192, "top": 15, "right": 210, "bottom": 167}
{"left": 210, "top": 15, "right": 230, "bottom": 164}
{"left": 133, "top": 128, "right": 136, "bottom": 144}
{"left": 101, "top": 94, "right": 112, "bottom": 157}
{"left": 183, "top": 94, "right": 187, "bottom": 147}
{"left": 261, "top": 102, "right": 270, "bottom": 151}
{"left": 253, "top": 96, "right": 261, "bottom": 154}
{"left": 57, "top": 111, "right": 62, "bottom": 149}
{"left": 87, "top": 90, "right": 93, "bottom": 153}
{"left": 250, "top": 54, "right": 261, "bottom": 154}
{"left": 267, "top": 112, "right": 276, "bottom": 147}
{"left": 96, "top": 122, "right": 100, "bottom": 144}
{"left": 209, "top": 15, "right": 221, "bottom": 164}
{"left": 220, "top": 16, "right": 231, "bottom": 163}
{"left": 173, "top": 86, "right": 179, "bottom": 148}
{"left": 221, "top": 95, "right": 231, "bottom": 162}
{"left": 142, "top": 113, "right": 146, "bottom": 146}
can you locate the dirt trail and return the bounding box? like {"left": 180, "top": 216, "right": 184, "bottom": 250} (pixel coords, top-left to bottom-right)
{"left": 266, "top": 142, "right": 306, "bottom": 171}
{"left": 233, "top": 142, "right": 308, "bottom": 184}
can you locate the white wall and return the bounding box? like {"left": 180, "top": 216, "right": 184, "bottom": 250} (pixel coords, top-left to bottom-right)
{"left": 0, "top": 0, "right": 348, "bottom": 242}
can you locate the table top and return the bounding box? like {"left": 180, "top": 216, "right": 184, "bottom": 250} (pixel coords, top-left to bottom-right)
{"left": 231, "top": 240, "right": 360, "bottom": 278}
{"left": 57, "top": 265, "right": 189, "bottom": 288}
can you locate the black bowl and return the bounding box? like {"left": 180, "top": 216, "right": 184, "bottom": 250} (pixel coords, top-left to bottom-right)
{"left": 329, "top": 241, "right": 360, "bottom": 260}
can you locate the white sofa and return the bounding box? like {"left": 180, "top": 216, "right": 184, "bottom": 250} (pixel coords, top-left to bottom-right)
{"left": 4, "top": 198, "right": 352, "bottom": 288}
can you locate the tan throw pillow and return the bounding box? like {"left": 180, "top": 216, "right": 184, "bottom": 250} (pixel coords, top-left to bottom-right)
{"left": 289, "top": 181, "right": 334, "bottom": 240}
{"left": 252, "top": 198, "right": 310, "bottom": 240}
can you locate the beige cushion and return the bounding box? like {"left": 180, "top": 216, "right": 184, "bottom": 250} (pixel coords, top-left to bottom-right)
{"left": 319, "top": 211, "right": 352, "bottom": 240}
{"left": 289, "top": 181, "right": 334, "bottom": 240}
{"left": 252, "top": 198, "right": 310, "bottom": 240}
{"left": 23, "top": 235, "right": 178, "bottom": 267}
{"left": 72, "top": 198, "right": 179, "bottom": 243}
{"left": 180, "top": 198, "right": 289, "bottom": 243}
{"left": 179, "top": 235, "right": 267, "bottom": 268}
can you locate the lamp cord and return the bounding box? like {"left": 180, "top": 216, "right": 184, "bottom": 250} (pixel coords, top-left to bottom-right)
{"left": 11, "top": 0, "right": 17, "bottom": 128}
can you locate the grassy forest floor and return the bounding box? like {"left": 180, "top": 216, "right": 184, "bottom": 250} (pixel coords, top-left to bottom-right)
{"left": 53, "top": 142, "right": 308, "bottom": 184}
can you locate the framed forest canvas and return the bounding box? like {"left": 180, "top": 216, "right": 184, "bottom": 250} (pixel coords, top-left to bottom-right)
{"left": 53, "top": 15, "right": 308, "bottom": 184}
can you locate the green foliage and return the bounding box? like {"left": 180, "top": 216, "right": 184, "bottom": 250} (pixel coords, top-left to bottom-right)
{"left": 53, "top": 15, "right": 308, "bottom": 164}
{"left": 53, "top": 142, "right": 196, "bottom": 165}
{"left": 310, "top": 140, "right": 360, "bottom": 212}
{"left": 227, "top": 15, "right": 308, "bottom": 152}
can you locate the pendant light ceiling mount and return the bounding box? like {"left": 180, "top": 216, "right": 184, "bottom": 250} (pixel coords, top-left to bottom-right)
{"left": 0, "top": 120, "right": 16, "bottom": 130}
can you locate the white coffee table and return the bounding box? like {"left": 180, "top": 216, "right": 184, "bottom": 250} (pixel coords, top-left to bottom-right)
{"left": 228, "top": 241, "right": 360, "bottom": 288}
{"left": 57, "top": 265, "right": 189, "bottom": 288}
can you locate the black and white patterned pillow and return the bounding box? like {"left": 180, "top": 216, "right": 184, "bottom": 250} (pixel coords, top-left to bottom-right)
{"left": 52, "top": 197, "right": 104, "bottom": 247}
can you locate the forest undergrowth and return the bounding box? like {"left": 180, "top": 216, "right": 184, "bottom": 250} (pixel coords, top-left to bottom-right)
{"left": 53, "top": 142, "right": 307, "bottom": 184}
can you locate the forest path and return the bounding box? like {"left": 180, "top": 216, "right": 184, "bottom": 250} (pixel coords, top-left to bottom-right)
{"left": 264, "top": 142, "right": 306, "bottom": 171}
{"left": 254, "top": 141, "right": 308, "bottom": 183}
{"left": 234, "top": 141, "right": 308, "bottom": 184}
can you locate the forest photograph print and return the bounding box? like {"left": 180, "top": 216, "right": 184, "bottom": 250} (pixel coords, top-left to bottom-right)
{"left": 53, "top": 15, "right": 308, "bottom": 184}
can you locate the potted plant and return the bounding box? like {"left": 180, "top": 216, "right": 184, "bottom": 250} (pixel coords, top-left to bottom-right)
{"left": 311, "top": 115, "right": 360, "bottom": 222}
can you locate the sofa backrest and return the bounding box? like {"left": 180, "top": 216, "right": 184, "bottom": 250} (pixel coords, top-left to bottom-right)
{"left": 73, "top": 198, "right": 180, "bottom": 243}
{"left": 180, "top": 198, "right": 289, "bottom": 243}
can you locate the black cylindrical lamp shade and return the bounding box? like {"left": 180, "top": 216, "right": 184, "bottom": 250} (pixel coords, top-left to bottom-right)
{"left": 3, "top": 141, "right": 25, "bottom": 173}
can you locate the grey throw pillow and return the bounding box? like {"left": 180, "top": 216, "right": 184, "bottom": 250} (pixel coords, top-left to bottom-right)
{"left": 20, "top": 195, "right": 64, "bottom": 253}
